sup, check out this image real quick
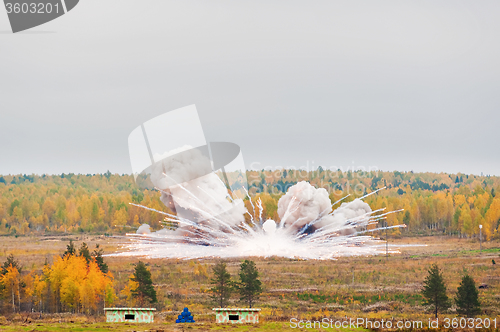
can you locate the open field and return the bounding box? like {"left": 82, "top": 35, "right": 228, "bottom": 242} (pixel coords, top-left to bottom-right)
{"left": 0, "top": 320, "right": 366, "bottom": 332}
{"left": 1, "top": 235, "right": 500, "bottom": 331}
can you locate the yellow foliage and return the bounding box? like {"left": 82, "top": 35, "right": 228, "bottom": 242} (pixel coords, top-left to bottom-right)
{"left": 485, "top": 198, "right": 500, "bottom": 240}
{"left": 45, "top": 254, "right": 115, "bottom": 313}
{"left": 120, "top": 274, "right": 138, "bottom": 307}
{"left": 454, "top": 194, "right": 466, "bottom": 207}
{"left": 32, "top": 273, "right": 46, "bottom": 311}
{"left": 0, "top": 264, "right": 20, "bottom": 312}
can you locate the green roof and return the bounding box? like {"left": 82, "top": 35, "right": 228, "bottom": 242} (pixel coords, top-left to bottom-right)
{"left": 212, "top": 308, "right": 261, "bottom": 311}
{"left": 104, "top": 308, "right": 156, "bottom": 311}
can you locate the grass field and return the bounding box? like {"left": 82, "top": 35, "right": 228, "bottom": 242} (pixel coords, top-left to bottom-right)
{"left": 1, "top": 235, "right": 500, "bottom": 331}
{"left": 0, "top": 319, "right": 370, "bottom": 332}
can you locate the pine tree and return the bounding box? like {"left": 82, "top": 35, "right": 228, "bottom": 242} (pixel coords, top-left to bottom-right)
{"left": 422, "top": 264, "right": 450, "bottom": 318}
{"left": 92, "top": 244, "right": 108, "bottom": 274}
{"left": 1, "top": 254, "right": 22, "bottom": 275}
{"left": 209, "top": 261, "right": 233, "bottom": 307}
{"left": 62, "top": 240, "right": 76, "bottom": 258}
{"left": 131, "top": 261, "right": 157, "bottom": 307}
{"left": 455, "top": 274, "right": 481, "bottom": 317}
{"left": 237, "top": 260, "right": 262, "bottom": 308}
{"left": 78, "top": 242, "right": 92, "bottom": 264}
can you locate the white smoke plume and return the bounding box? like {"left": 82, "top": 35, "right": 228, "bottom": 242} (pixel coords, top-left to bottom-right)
{"left": 278, "top": 181, "right": 372, "bottom": 234}
{"left": 149, "top": 145, "right": 247, "bottom": 229}
{"left": 122, "top": 176, "right": 403, "bottom": 260}
{"left": 136, "top": 224, "right": 151, "bottom": 234}
{"left": 323, "top": 198, "right": 373, "bottom": 234}
{"left": 150, "top": 145, "right": 211, "bottom": 189}
{"left": 277, "top": 181, "right": 332, "bottom": 231}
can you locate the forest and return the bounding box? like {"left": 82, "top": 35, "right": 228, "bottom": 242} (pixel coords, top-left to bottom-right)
{"left": 0, "top": 170, "right": 499, "bottom": 323}
{"left": 0, "top": 169, "right": 499, "bottom": 240}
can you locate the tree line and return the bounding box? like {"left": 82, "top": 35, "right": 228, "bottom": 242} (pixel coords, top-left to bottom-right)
{"left": 0, "top": 170, "right": 499, "bottom": 239}
{"left": 0, "top": 243, "right": 263, "bottom": 315}
{"left": 0, "top": 243, "right": 163, "bottom": 315}
{"left": 0, "top": 242, "right": 114, "bottom": 315}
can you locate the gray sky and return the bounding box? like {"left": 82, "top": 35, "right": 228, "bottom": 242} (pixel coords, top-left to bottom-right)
{"left": 1, "top": 1, "right": 499, "bottom": 176}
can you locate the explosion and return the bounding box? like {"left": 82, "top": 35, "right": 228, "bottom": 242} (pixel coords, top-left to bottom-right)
{"left": 114, "top": 105, "right": 404, "bottom": 260}
{"left": 115, "top": 180, "right": 402, "bottom": 260}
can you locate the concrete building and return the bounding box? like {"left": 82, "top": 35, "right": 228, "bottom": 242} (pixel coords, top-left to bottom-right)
{"left": 104, "top": 308, "right": 156, "bottom": 323}
{"left": 213, "top": 308, "right": 261, "bottom": 324}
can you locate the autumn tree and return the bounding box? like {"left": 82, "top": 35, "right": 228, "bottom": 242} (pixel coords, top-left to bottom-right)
{"left": 485, "top": 198, "right": 500, "bottom": 240}
{"left": 59, "top": 255, "right": 87, "bottom": 311}
{"left": 46, "top": 254, "right": 114, "bottom": 314}
{"left": 80, "top": 259, "right": 114, "bottom": 313}
{"left": 21, "top": 270, "right": 35, "bottom": 312}
{"left": 422, "top": 264, "right": 450, "bottom": 318}
{"left": 0, "top": 264, "right": 20, "bottom": 312}
{"left": 131, "top": 261, "right": 157, "bottom": 307}
{"left": 0, "top": 254, "right": 23, "bottom": 312}
{"left": 209, "top": 261, "right": 233, "bottom": 307}
{"left": 31, "top": 273, "right": 46, "bottom": 312}
{"left": 120, "top": 274, "right": 138, "bottom": 307}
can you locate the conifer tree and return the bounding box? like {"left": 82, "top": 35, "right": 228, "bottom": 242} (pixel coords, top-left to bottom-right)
{"left": 209, "top": 261, "right": 233, "bottom": 307}
{"left": 131, "top": 261, "right": 157, "bottom": 306}
{"left": 422, "top": 264, "right": 450, "bottom": 318}
{"left": 237, "top": 260, "right": 262, "bottom": 308}
{"left": 1, "top": 254, "right": 22, "bottom": 275}
{"left": 62, "top": 240, "right": 76, "bottom": 258}
{"left": 455, "top": 274, "right": 481, "bottom": 317}
{"left": 92, "top": 244, "right": 108, "bottom": 274}
{"left": 78, "top": 242, "right": 92, "bottom": 264}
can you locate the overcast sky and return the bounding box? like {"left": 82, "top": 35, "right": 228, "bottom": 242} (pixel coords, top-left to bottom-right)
{"left": 0, "top": 1, "right": 499, "bottom": 176}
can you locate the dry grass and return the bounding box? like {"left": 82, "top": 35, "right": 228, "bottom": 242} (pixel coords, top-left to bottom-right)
{"left": 0, "top": 235, "right": 120, "bottom": 269}
{"left": 1, "top": 235, "right": 500, "bottom": 331}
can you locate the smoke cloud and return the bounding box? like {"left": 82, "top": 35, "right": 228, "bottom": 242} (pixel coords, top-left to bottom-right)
{"left": 277, "top": 181, "right": 372, "bottom": 233}
{"left": 150, "top": 145, "right": 247, "bottom": 228}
